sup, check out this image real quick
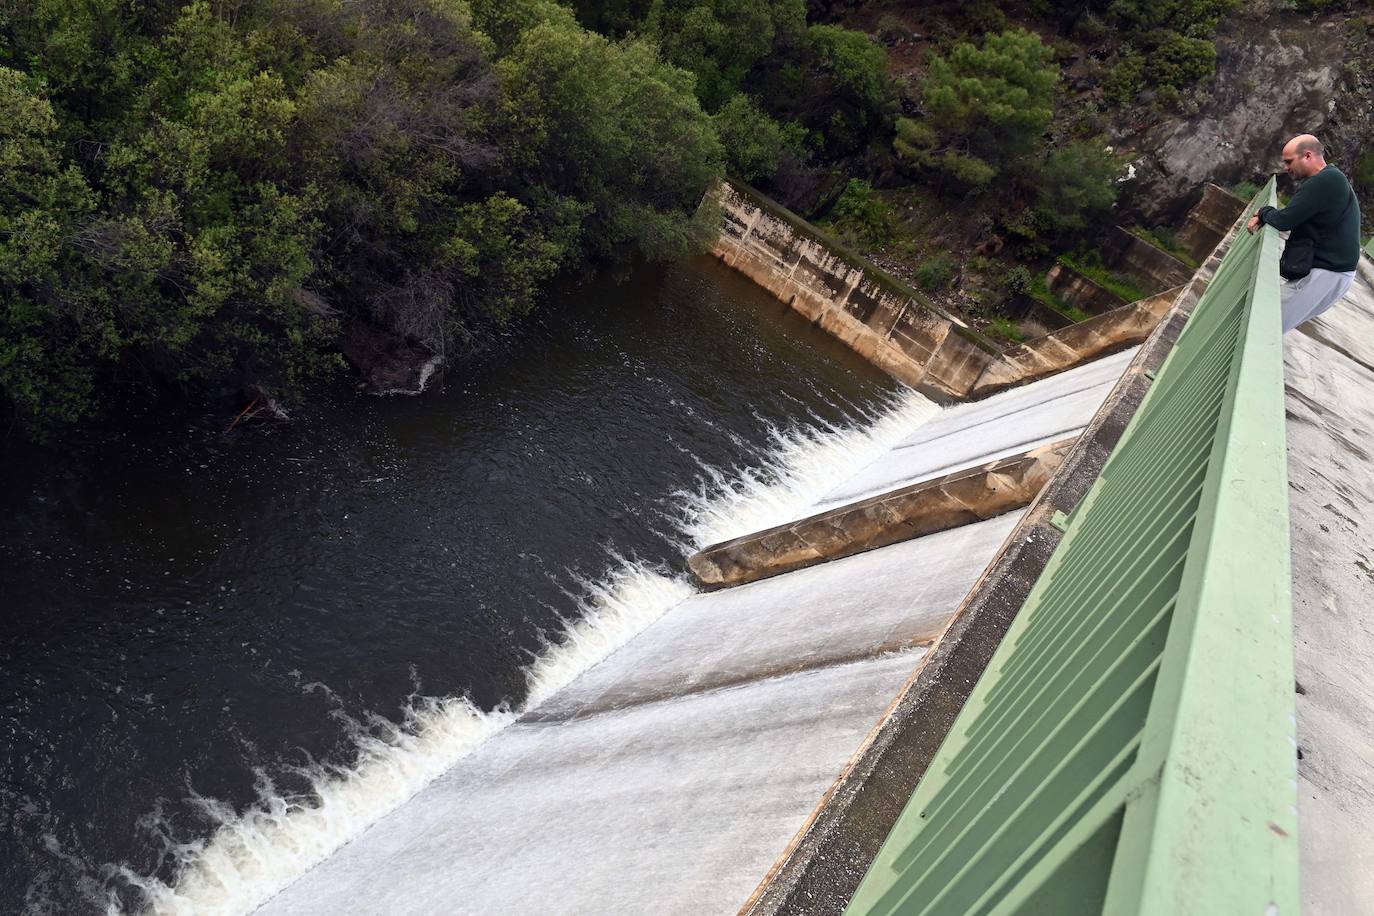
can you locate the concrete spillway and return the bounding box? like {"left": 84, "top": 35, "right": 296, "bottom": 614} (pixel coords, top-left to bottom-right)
{"left": 249, "top": 351, "right": 1139, "bottom": 916}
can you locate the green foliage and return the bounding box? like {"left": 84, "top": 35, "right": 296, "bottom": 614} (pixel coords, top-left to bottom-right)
{"left": 497, "top": 22, "right": 723, "bottom": 262}
{"left": 1104, "top": 0, "right": 1237, "bottom": 39}
{"left": 643, "top": 0, "right": 805, "bottom": 111}
{"left": 1005, "top": 265, "right": 1033, "bottom": 296}
{"left": 1128, "top": 226, "right": 1200, "bottom": 268}
{"left": 1104, "top": 54, "right": 1146, "bottom": 105}
{"left": 0, "top": 67, "right": 102, "bottom": 430}
{"left": 1028, "top": 275, "right": 1090, "bottom": 322}
{"left": 919, "top": 29, "right": 1058, "bottom": 187}
{"left": 915, "top": 254, "right": 956, "bottom": 292}
{"left": 796, "top": 23, "right": 890, "bottom": 156}
{"left": 0, "top": 0, "right": 726, "bottom": 436}
{"left": 1031, "top": 141, "right": 1119, "bottom": 234}
{"left": 826, "top": 179, "right": 896, "bottom": 246}
{"left": 713, "top": 94, "right": 798, "bottom": 182}
{"left": 1144, "top": 33, "right": 1216, "bottom": 90}
{"left": 1353, "top": 151, "right": 1374, "bottom": 192}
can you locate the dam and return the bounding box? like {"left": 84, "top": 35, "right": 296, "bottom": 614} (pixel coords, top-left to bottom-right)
{"left": 6, "top": 177, "right": 1369, "bottom": 915}
{"left": 141, "top": 180, "right": 1368, "bottom": 914}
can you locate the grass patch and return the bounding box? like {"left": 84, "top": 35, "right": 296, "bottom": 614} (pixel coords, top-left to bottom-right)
{"left": 1057, "top": 254, "right": 1150, "bottom": 304}
{"left": 986, "top": 316, "right": 1025, "bottom": 344}
{"left": 1128, "top": 226, "right": 1200, "bottom": 269}
{"left": 1029, "top": 276, "right": 1091, "bottom": 323}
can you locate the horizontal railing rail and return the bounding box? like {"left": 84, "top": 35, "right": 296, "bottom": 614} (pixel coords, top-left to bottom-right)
{"left": 844, "top": 177, "right": 1298, "bottom": 916}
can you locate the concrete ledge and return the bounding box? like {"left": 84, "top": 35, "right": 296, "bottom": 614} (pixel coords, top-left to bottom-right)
{"left": 1102, "top": 224, "right": 1194, "bottom": 290}
{"left": 1178, "top": 183, "right": 1248, "bottom": 264}
{"left": 688, "top": 438, "right": 1076, "bottom": 589}
{"left": 968, "top": 285, "right": 1182, "bottom": 399}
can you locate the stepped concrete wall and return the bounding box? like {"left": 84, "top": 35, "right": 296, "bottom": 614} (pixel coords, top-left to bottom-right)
{"left": 710, "top": 181, "right": 1189, "bottom": 403}
{"left": 689, "top": 439, "right": 1074, "bottom": 588}
{"left": 968, "top": 286, "right": 1180, "bottom": 399}
{"left": 1177, "top": 183, "right": 1248, "bottom": 264}
{"left": 1100, "top": 225, "right": 1194, "bottom": 290}
{"left": 1044, "top": 262, "right": 1128, "bottom": 315}
{"left": 710, "top": 182, "right": 999, "bottom": 398}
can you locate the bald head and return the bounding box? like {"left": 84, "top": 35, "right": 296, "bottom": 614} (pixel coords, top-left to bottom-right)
{"left": 1282, "top": 134, "right": 1327, "bottom": 179}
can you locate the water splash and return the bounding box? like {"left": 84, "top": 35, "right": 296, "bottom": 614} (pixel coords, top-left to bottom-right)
{"left": 673, "top": 388, "right": 938, "bottom": 549}
{"left": 119, "top": 697, "right": 512, "bottom": 916}
{"left": 114, "top": 385, "right": 938, "bottom": 916}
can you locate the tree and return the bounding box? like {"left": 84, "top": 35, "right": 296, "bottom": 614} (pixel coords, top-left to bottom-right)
{"left": 642, "top": 0, "right": 805, "bottom": 111}
{"left": 907, "top": 28, "right": 1058, "bottom": 191}
{"left": 495, "top": 20, "right": 724, "bottom": 263}
{"left": 712, "top": 94, "right": 801, "bottom": 182}
{"left": 0, "top": 67, "right": 103, "bottom": 430}
{"left": 1030, "top": 140, "right": 1119, "bottom": 234}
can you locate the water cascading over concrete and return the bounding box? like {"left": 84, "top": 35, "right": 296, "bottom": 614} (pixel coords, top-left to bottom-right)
{"left": 236, "top": 352, "right": 1141, "bottom": 916}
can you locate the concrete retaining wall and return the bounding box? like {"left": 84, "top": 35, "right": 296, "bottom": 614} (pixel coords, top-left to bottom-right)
{"left": 1101, "top": 225, "right": 1194, "bottom": 290}
{"left": 968, "top": 286, "right": 1181, "bottom": 399}
{"left": 1044, "top": 262, "right": 1127, "bottom": 315}
{"left": 711, "top": 182, "right": 1000, "bottom": 398}
{"left": 711, "top": 181, "right": 1194, "bottom": 403}
{"left": 1177, "top": 183, "right": 1248, "bottom": 264}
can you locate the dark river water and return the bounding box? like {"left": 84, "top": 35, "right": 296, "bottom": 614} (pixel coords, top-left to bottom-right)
{"left": 0, "top": 256, "right": 902, "bottom": 915}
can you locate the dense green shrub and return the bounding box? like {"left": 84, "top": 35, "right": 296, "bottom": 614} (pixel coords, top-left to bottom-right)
{"left": 713, "top": 94, "right": 800, "bottom": 182}
{"left": 827, "top": 179, "right": 896, "bottom": 245}
{"left": 642, "top": 0, "right": 805, "bottom": 111}
{"left": 915, "top": 254, "right": 956, "bottom": 291}
{"left": 1144, "top": 33, "right": 1216, "bottom": 90}
{"left": 1030, "top": 141, "right": 1119, "bottom": 234}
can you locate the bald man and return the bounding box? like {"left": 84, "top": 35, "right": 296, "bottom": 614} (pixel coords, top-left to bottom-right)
{"left": 1246, "top": 134, "right": 1361, "bottom": 332}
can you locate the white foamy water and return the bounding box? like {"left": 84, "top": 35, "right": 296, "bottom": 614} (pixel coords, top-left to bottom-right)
{"left": 674, "top": 388, "right": 939, "bottom": 548}
{"left": 117, "top": 697, "right": 511, "bottom": 916}
{"left": 116, "top": 386, "right": 938, "bottom": 916}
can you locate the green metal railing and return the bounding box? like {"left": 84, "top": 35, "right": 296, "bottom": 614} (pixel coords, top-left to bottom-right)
{"left": 845, "top": 179, "right": 1298, "bottom": 916}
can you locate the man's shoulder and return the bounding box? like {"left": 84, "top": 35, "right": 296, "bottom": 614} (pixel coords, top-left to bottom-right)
{"left": 1313, "top": 165, "right": 1352, "bottom": 190}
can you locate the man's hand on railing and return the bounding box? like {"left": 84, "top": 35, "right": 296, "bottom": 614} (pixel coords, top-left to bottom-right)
{"left": 1247, "top": 212, "right": 1263, "bottom": 234}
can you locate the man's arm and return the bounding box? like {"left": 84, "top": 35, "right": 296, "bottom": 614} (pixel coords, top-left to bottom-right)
{"left": 1253, "top": 177, "right": 1324, "bottom": 231}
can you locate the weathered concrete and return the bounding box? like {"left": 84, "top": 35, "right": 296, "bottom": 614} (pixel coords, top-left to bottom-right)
{"left": 1177, "top": 183, "right": 1249, "bottom": 265}
{"left": 969, "top": 285, "right": 1181, "bottom": 399}
{"left": 1284, "top": 261, "right": 1374, "bottom": 916}
{"left": 711, "top": 181, "right": 1000, "bottom": 397}
{"left": 739, "top": 288, "right": 1191, "bottom": 916}
{"left": 255, "top": 515, "right": 1024, "bottom": 916}
{"left": 689, "top": 438, "right": 1074, "bottom": 589}
{"left": 807, "top": 349, "right": 1137, "bottom": 519}
{"left": 1100, "top": 225, "right": 1194, "bottom": 290}
{"left": 1044, "top": 262, "right": 1128, "bottom": 315}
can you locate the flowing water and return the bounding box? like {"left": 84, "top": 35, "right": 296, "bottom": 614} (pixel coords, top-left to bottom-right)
{"left": 0, "top": 256, "right": 938, "bottom": 915}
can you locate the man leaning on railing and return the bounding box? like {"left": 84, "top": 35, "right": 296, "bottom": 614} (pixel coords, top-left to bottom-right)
{"left": 1246, "top": 133, "right": 1362, "bottom": 332}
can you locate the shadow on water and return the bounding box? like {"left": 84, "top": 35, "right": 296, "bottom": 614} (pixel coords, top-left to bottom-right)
{"left": 0, "top": 255, "right": 901, "bottom": 914}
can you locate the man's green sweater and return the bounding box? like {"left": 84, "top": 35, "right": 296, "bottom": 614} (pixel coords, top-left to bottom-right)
{"left": 1257, "top": 165, "right": 1362, "bottom": 272}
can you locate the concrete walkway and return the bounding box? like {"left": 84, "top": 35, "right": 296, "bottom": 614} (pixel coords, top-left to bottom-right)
{"left": 1285, "top": 262, "right": 1374, "bottom": 915}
